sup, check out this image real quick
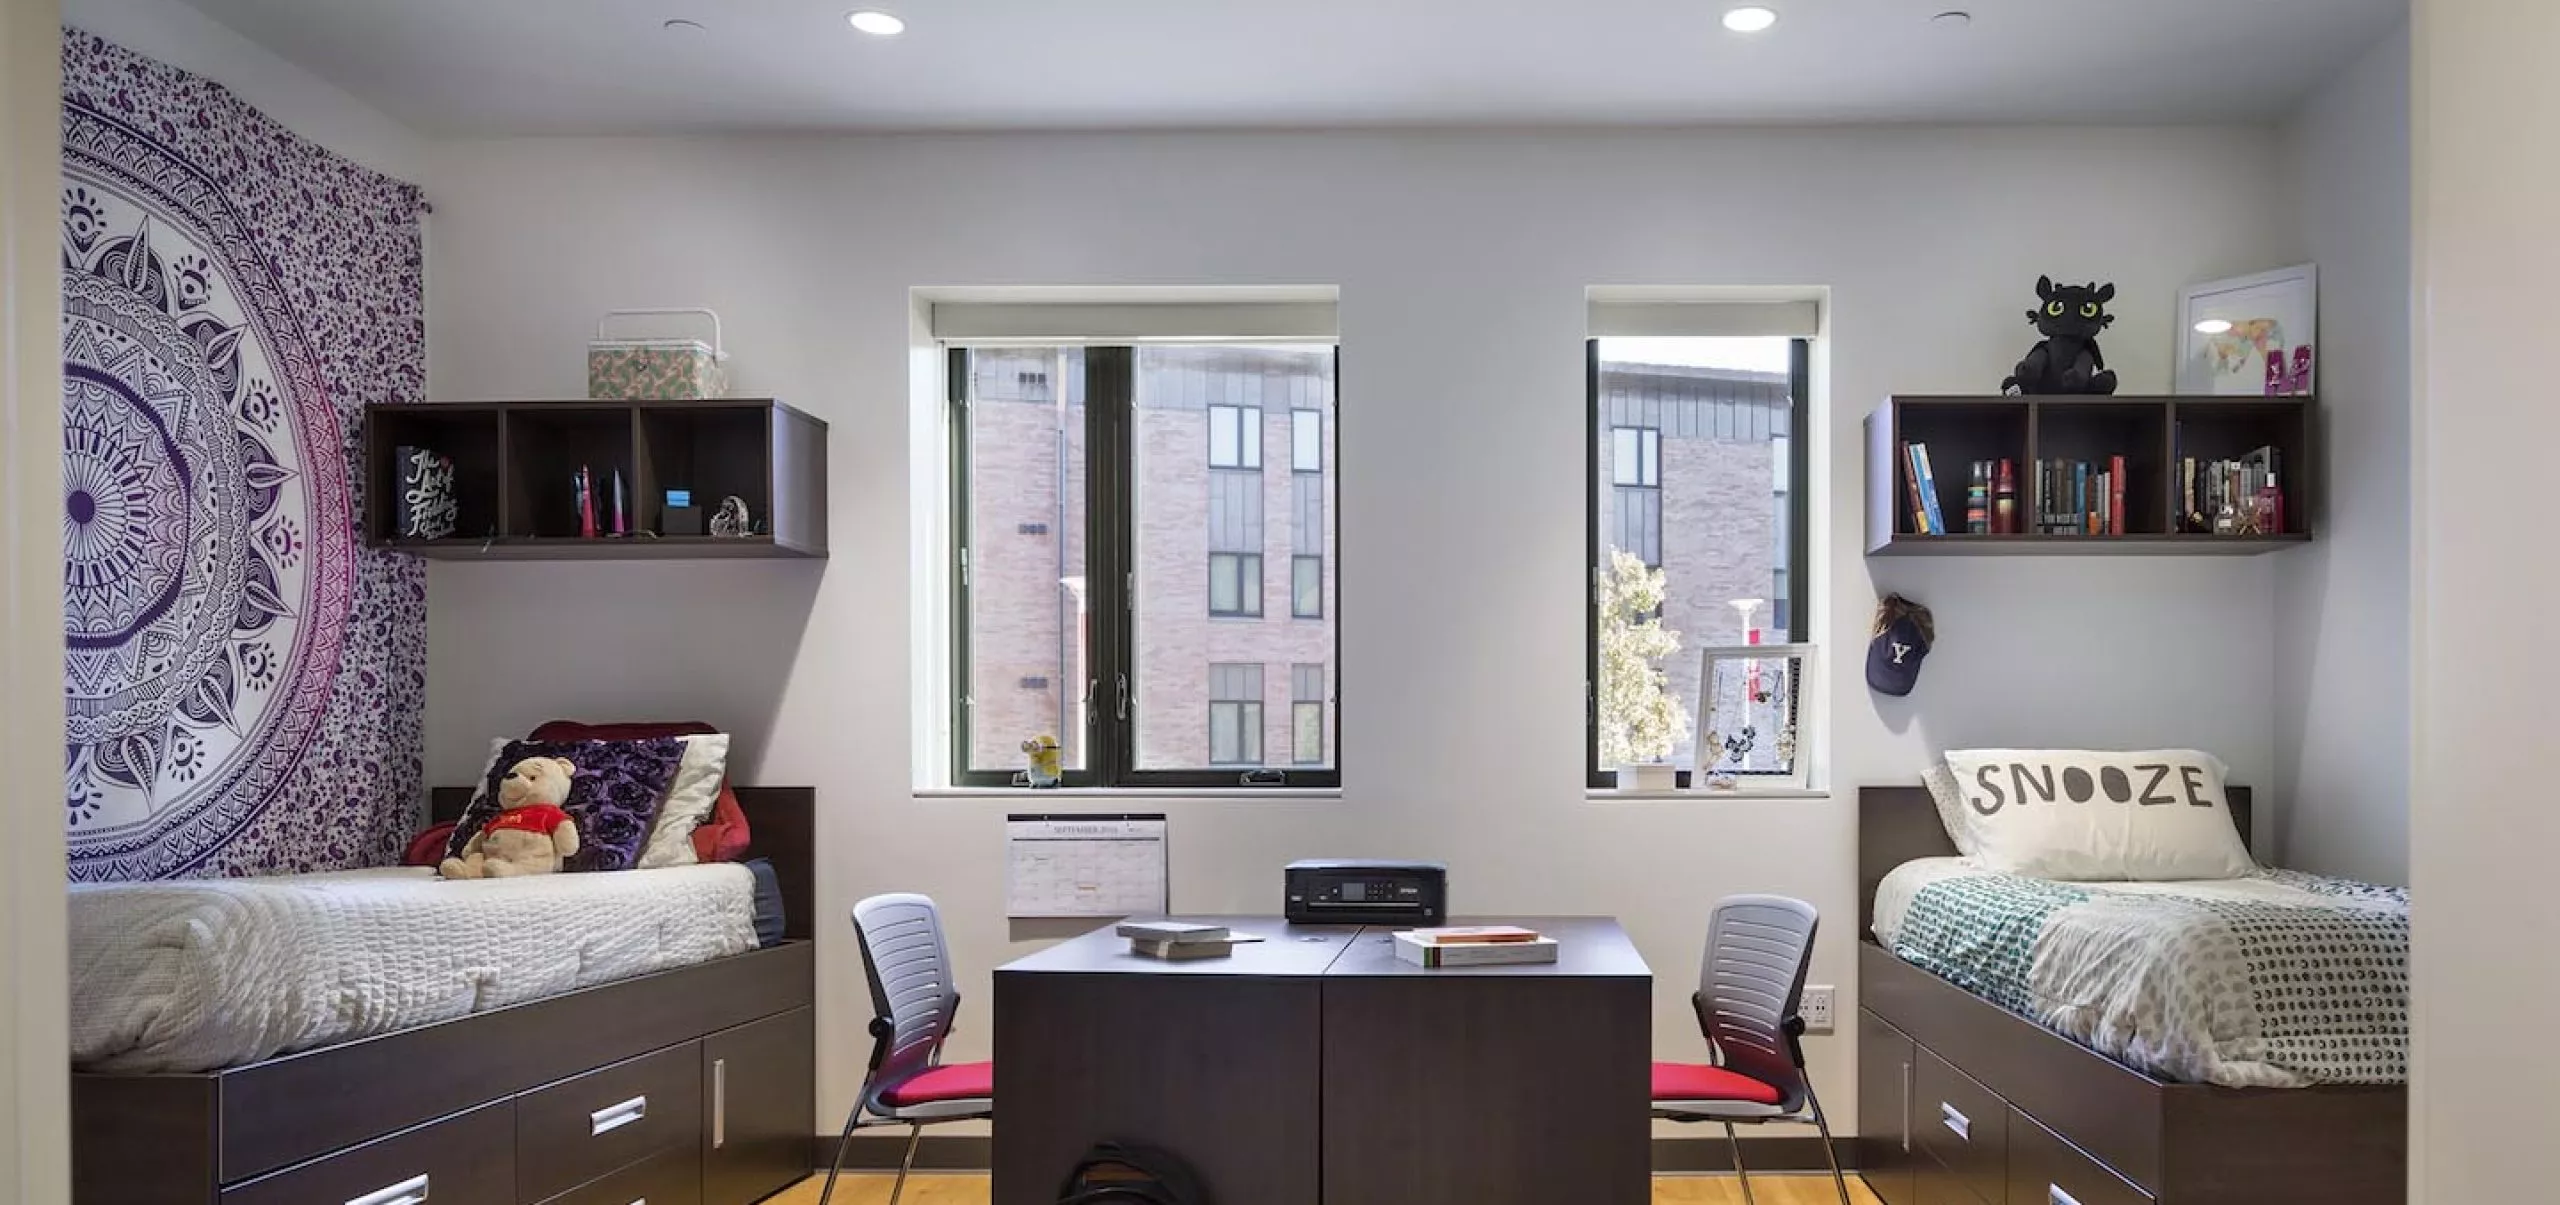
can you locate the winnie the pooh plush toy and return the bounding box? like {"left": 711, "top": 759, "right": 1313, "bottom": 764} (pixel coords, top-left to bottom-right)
{"left": 440, "top": 756, "right": 582, "bottom": 879}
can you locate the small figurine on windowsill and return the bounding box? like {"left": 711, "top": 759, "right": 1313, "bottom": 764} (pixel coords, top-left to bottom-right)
{"left": 1022, "top": 734, "right": 1064, "bottom": 788}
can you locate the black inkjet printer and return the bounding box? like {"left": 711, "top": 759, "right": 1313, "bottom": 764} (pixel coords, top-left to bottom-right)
{"left": 1283, "top": 859, "right": 1448, "bottom": 926}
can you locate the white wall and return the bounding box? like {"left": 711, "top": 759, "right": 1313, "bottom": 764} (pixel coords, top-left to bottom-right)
{"left": 2410, "top": 2, "right": 2560, "bottom": 1200}
{"left": 422, "top": 126, "right": 2296, "bottom": 1136}
{"left": 2, "top": 0, "right": 69, "bottom": 1199}
{"left": 64, "top": 0, "right": 428, "bottom": 182}
{"left": 2273, "top": 25, "right": 2412, "bottom": 885}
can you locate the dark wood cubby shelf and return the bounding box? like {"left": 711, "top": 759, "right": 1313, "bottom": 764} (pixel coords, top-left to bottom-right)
{"left": 363, "top": 399, "right": 827, "bottom": 560}
{"left": 1866, "top": 394, "right": 2315, "bottom": 557}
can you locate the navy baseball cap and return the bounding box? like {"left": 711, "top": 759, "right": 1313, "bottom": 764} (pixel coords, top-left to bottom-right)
{"left": 1866, "top": 595, "right": 1934, "bottom": 697}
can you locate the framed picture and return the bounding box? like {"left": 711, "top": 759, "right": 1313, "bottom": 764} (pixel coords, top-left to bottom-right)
{"left": 2177, "top": 264, "right": 2318, "bottom": 396}
{"left": 1691, "top": 643, "right": 1815, "bottom": 792}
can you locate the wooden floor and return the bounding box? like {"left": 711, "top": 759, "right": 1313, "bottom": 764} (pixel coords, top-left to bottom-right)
{"left": 770, "top": 1172, "right": 1883, "bottom": 1204}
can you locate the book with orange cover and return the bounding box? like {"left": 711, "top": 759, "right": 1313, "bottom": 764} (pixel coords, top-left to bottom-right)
{"left": 1404, "top": 925, "right": 1542, "bottom": 945}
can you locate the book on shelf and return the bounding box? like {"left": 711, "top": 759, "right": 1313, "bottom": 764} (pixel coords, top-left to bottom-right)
{"left": 1993, "top": 458, "right": 2017, "bottom": 534}
{"left": 1902, "top": 442, "right": 1932, "bottom": 534}
{"left": 1117, "top": 920, "right": 1231, "bottom": 944}
{"left": 1914, "top": 444, "right": 1947, "bottom": 536}
{"left": 2175, "top": 444, "right": 2286, "bottom": 535}
{"left": 2029, "top": 456, "right": 2134, "bottom": 536}
{"left": 2109, "top": 455, "right": 2127, "bottom": 536}
{"left": 1392, "top": 930, "right": 1560, "bottom": 968}
{"left": 1130, "top": 937, "right": 1236, "bottom": 961}
{"left": 1966, "top": 460, "right": 1990, "bottom": 535}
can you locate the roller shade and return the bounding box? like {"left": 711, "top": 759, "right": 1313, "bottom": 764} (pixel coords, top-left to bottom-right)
{"left": 932, "top": 300, "right": 1337, "bottom": 344}
{"left": 1587, "top": 299, "right": 1820, "bottom": 339}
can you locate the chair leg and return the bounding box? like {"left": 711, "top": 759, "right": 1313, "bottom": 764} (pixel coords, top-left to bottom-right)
{"left": 816, "top": 1104, "right": 863, "bottom": 1205}
{"left": 888, "top": 1121, "right": 925, "bottom": 1205}
{"left": 1806, "top": 1083, "right": 1854, "bottom": 1205}
{"left": 1724, "top": 1121, "right": 1758, "bottom": 1205}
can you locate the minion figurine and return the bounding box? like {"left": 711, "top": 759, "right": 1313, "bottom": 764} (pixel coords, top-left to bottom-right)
{"left": 1022, "top": 734, "right": 1064, "bottom": 788}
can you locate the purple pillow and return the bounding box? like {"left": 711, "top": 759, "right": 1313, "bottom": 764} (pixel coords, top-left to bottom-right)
{"left": 447, "top": 737, "right": 687, "bottom": 872}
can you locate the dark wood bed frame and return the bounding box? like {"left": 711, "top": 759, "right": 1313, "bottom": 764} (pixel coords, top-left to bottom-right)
{"left": 1856, "top": 785, "right": 2405, "bottom": 1205}
{"left": 73, "top": 786, "right": 819, "bottom": 1205}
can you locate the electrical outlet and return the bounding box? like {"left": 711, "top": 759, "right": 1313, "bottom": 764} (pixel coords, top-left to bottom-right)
{"left": 1800, "top": 984, "right": 1836, "bottom": 1033}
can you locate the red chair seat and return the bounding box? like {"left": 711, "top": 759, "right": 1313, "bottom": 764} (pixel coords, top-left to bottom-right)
{"left": 882, "top": 1060, "right": 994, "bottom": 1106}
{"left": 1650, "top": 1061, "right": 1783, "bottom": 1105}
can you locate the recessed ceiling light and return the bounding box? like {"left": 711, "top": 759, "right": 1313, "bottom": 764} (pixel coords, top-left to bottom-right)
{"left": 2194, "top": 319, "right": 2235, "bottom": 335}
{"left": 1723, "top": 6, "right": 1779, "bottom": 33}
{"left": 662, "top": 18, "right": 704, "bottom": 32}
{"left": 848, "top": 10, "right": 905, "bottom": 36}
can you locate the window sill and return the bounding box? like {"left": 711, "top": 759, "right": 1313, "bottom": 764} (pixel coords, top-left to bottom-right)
{"left": 1586, "top": 787, "right": 1829, "bottom": 802}
{"left": 918, "top": 787, "right": 1344, "bottom": 801}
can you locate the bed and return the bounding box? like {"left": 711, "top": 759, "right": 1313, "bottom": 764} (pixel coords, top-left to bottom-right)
{"left": 73, "top": 785, "right": 817, "bottom": 1205}
{"left": 1857, "top": 785, "right": 2406, "bottom": 1205}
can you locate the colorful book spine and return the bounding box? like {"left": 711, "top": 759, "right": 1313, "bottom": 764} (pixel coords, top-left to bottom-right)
{"left": 1903, "top": 443, "right": 1931, "bottom": 534}
{"left": 1914, "top": 444, "right": 1947, "bottom": 537}
{"left": 1993, "top": 459, "right": 2017, "bottom": 535}
{"left": 1967, "top": 460, "right": 1990, "bottom": 535}
{"left": 2109, "top": 455, "right": 2127, "bottom": 536}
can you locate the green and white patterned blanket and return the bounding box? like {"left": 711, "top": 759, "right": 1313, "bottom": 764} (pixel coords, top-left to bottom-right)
{"left": 1872, "top": 859, "right": 2408, "bottom": 1088}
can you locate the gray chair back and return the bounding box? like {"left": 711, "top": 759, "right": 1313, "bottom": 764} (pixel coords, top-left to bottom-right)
{"left": 853, "top": 893, "right": 961, "bottom": 1112}
{"left": 1698, "top": 893, "right": 1819, "bottom": 1111}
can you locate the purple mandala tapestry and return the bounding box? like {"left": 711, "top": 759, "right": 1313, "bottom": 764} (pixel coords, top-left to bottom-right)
{"left": 61, "top": 31, "right": 426, "bottom": 881}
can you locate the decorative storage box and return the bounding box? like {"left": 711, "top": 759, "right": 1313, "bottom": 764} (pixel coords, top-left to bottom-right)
{"left": 587, "top": 307, "right": 730, "bottom": 400}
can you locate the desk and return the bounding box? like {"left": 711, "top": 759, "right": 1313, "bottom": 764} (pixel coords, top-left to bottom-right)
{"left": 992, "top": 916, "right": 1650, "bottom": 1205}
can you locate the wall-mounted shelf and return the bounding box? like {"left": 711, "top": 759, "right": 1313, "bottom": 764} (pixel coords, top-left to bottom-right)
{"left": 364, "top": 399, "right": 827, "bottom": 560}
{"left": 1865, "top": 394, "right": 2314, "bottom": 557}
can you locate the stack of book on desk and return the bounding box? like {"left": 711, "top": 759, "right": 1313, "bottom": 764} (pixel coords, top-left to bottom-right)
{"left": 1392, "top": 925, "right": 1558, "bottom": 968}
{"left": 1118, "top": 920, "right": 1244, "bottom": 961}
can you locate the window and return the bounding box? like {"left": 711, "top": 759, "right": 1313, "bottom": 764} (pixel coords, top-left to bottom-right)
{"left": 1292, "top": 664, "right": 1326, "bottom": 765}
{"left": 1209, "top": 663, "right": 1264, "bottom": 766}
{"left": 1209, "top": 404, "right": 1261, "bottom": 469}
{"left": 1292, "top": 409, "right": 1324, "bottom": 472}
{"left": 950, "top": 343, "right": 1337, "bottom": 788}
{"left": 1209, "top": 552, "right": 1263, "bottom": 617}
{"left": 1588, "top": 336, "right": 1809, "bottom": 788}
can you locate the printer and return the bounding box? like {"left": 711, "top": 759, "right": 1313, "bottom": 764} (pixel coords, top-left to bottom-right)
{"left": 1284, "top": 859, "right": 1448, "bottom": 926}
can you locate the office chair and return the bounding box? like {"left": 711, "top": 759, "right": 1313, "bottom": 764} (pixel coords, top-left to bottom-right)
{"left": 821, "top": 893, "right": 995, "bottom": 1205}
{"left": 1650, "top": 894, "right": 1850, "bottom": 1205}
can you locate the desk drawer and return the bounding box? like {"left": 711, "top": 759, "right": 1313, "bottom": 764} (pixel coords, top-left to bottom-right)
{"left": 516, "top": 1043, "right": 702, "bottom": 1203}
{"left": 1913, "top": 1048, "right": 2006, "bottom": 1205}
{"left": 538, "top": 1142, "right": 701, "bottom": 1205}
{"left": 2010, "top": 1109, "right": 2153, "bottom": 1205}
{"left": 222, "top": 1100, "right": 513, "bottom": 1205}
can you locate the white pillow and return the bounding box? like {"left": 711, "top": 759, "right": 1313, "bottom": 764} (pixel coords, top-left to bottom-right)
{"left": 636, "top": 734, "right": 731, "bottom": 869}
{"left": 1922, "top": 763, "right": 1980, "bottom": 856}
{"left": 1939, "top": 748, "right": 2257, "bottom": 881}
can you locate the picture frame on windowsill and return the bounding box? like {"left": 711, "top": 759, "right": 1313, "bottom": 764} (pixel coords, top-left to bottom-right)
{"left": 1693, "top": 643, "right": 1815, "bottom": 793}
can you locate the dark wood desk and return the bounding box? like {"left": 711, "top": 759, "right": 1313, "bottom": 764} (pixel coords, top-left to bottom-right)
{"left": 992, "top": 916, "right": 1650, "bottom": 1205}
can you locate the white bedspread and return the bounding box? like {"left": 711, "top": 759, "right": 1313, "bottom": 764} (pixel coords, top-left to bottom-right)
{"left": 1873, "top": 857, "right": 2408, "bottom": 1088}
{"left": 70, "top": 864, "right": 758, "bottom": 1073}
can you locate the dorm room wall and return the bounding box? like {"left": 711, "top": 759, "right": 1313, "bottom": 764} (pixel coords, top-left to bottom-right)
{"left": 2273, "top": 23, "right": 2413, "bottom": 886}
{"left": 420, "top": 126, "right": 2295, "bottom": 1137}
{"left": 2, "top": 2, "right": 68, "bottom": 1197}
{"left": 2411, "top": 1, "right": 2560, "bottom": 1200}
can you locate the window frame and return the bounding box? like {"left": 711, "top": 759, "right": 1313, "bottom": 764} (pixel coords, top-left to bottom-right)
{"left": 1209, "top": 551, "right": 1265, "bottom": 618}
{"left": 1209, "top": 403, "right": 1263, "bottom": 469}
{"left": 1585, "top": 337, "right": 1811, "bottom": 791}
{"left": 1291, "top": 554, "right": 1323, "bottom": 619}
{"left": 950, "top": 345, "right": 1341, "bottom": 790}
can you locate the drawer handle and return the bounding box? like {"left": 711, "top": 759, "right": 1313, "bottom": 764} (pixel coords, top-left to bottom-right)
{"left": 1939, "top": 1102, "right": 1971, "bottom": 1142}
{"left": 1899, "top": 1061, "right": 1913, "bottom": 1155}
{"left": 590, "top": 1094, "right": 649, "bottom": 1136}
{"left": 2049, "top": 1187, "right": 2084, "bottom": 1205}
{"left": 712, "top": 1057, "right": 728, "bottom": 1150}
{"left": 345, "top": 1174, "right": 430, "bottom": 1205}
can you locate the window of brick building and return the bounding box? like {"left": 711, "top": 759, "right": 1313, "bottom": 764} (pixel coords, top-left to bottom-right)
{"left": 1587, "top": 336, "right": 1809, "bottom": 788}
{"left": 949, "top": 341, "right": 1337, "bottom": 788}
{"left": 1292, "top": 664, "right": 1326, "bottom": 765}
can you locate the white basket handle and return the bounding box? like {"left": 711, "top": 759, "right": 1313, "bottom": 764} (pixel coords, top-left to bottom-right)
{"left": 596, "top": 308, "right": 725, "bottom": 360}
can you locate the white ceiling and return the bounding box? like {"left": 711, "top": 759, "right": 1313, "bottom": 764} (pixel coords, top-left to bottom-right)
{"left": 172, "top": 0, "right": 2407, "bottom": 136}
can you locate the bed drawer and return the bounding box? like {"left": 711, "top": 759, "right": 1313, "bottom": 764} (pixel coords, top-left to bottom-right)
{"left": 2010, "top": 1108, "right": 2154, "bottom": 1205}
{"left": 221, "top": 1100, "right": 513, "bottom": 1205}
{"left": 516, "top": 1042, "right": 703, "bottom": 1203}
{"left": 538, "top": 1142, "right": 701, "bottom": 1205}
{"left": 1913, "top": 1047, "right": 2007, "bottom": 1205}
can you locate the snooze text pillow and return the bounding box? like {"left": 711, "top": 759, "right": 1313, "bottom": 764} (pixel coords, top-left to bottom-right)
{"left": 1939, "top": 748, "right": 2257, "bottom": 881}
